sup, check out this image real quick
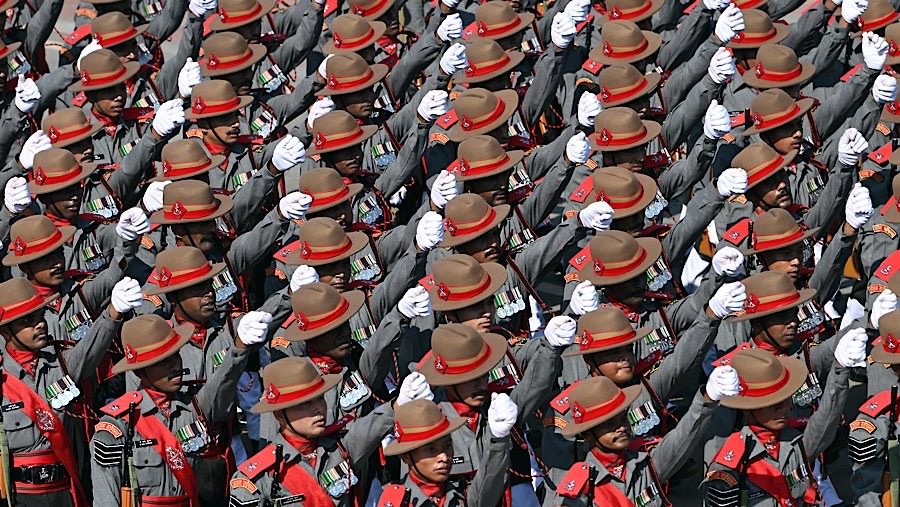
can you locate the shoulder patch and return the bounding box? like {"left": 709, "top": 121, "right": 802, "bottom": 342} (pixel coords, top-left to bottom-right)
{"left": 581, "top": 59, "right": 603, "bottom": 75}
{"left": 568, "top": 244, "right": 592, "bottom": 271}
{"left": 874, "top": 223, "right": 898, "bottom": 238}
{"left": 229, "top": 478, "right": 258, "bottom": 493}
{"left": 728, "top": 194, "right": 747, "bottom": 204}
{"left": 101, "top": 392, "right": 143, "bottom": 417}
{"left": 584, "top": 159, "right": 598, "bottom": 169}
{"left": 140, "top": 235, "right": 155, "bottom": 249}
{"left": 75, "top": 8, "right": 96, "bottom": 18}
{"left": 878, "top": 123, "right": 892, "bottom": 136}
{"left": 430, "top": 132, "right": 449, "bottom": 145}
{"left": 185, "top": 128, "right": 203, "bottom": 139}
{"left": 94, "top": 421, "right": 123, "bottom": 438}
{"left": 378, "top": 485, "right": 410, "bottom": 507}
{"left": 239, "top": 445, "right": 277, "bottom": 480}
{"left": 575, "top": 77, "right": 597, "bottom": 88}
{"left": 722, "top": 133, "right": 735, "bottom": 144}
{"left": 859, "top": 390, "right": 893, "bottom": 418}
{"left": 564, "top": 272, "right": 580, "bottom": 283}
{"left": 272, "top": 268, "right": 286, "bottom": 281}
{"left": 543, "top": 415, "right": 568, "bottom": 429}
{"left": 870, "top": 283, "right": 888, "bottom": 294}
{"left": 271, "top": 336, "right": 291, "bottom": 349}
{"left": 563, "top": 209, "right": 579, "bottom": 220}
{"left": 436, "top": 110, "right": 458, "bottom": 129}
{"left": 722, "top": 218, "right": 751, "bottom": 246}
{"left": 713, "top": 432, "right": 748, "bottom": 468}
{"left": 706, "top": 470, "right": 738, "bottom": 487}
{"left": 557, "top": 462, "right": 590, "bottom": 497}
{"left": 875, "top": 251, "right": 900, "bottom": 282}
{"left": 850, "top": 419, "right": 877, "bottom": 434}
{"left": 840, "top": 63, "right": 864, "bottom": 82}
{"left": 143, "top": 292, "right": 163, "bottom": 308}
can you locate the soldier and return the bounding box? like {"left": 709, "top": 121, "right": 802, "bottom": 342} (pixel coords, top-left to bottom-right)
{"left": 858, "top": 172, "right": 900, "bottom": 281}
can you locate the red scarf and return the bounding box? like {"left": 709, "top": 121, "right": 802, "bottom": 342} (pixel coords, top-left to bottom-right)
{"left": 308, "top": 351, "right": 343, "bottom": 374}
{"left": 377, "top": 35, "right": 398, "bottom": 55}
{"left": 43, "top": 212, "right": 73, "bottom": 229}
{"left": 6, "top": 346, "right": 38, "bottom": 376}
{"left": 410, "top": 473, "right": 447, "bottom": 506}
{"left": 91, "top": 107, "right": 120, "bottom": 136}
{"left": 174, "top": 315, "right": 207, "bottom": 348}
{"left": 591, "top": 449, "right": 627, "bottom": 482}
{"left": 283, "top": 432, "right": 319, "bottom": 468}
{"left": 450, "top": 401, "right": 479, "bottom": 432}
{"left": 749, "top": 425, "right": 780, "bottom": 460}
{"left": 31, "top": 283, "right": 62, "bottom": 312}
{"left": 143, "top": 385, "right": 173, "bottom": 417}
{"left": 202, "top": 139, "right": 230, "bottom": 170}
{"left": 132, "top": 404, "right": 200, "bottom": 506}
{"left": 752, "top": 337, "right": 783, "bottom": 356}
{"left": 605, "top": 293, "right": 640, "bottom": 323}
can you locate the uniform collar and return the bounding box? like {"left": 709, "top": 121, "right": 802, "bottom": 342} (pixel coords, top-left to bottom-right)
{"left": 308, "top": 350, "right": 343, "bottom": 374}
{"left": 32, "top": 282, "right": 63, "bottom": 312}
{"left": 6, "top": 346, "right": 38, "bottom": 376}
{"left": 91, "top": 107, "right": 121, "bottom": 136}
{"left": 173, "top": 315, "right": 208, "bottom": 348}
{"left": 591, "top": 448, "right": 627, "bottom": 482}
{"left": 410, "top": 473, "right": 447, "bottom": 506}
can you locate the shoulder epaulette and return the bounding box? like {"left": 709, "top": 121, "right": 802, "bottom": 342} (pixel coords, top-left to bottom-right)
{"left": 569, "top": 176, "right": 594, "bottom": 203}
{"left": 65, "top": 25, "right": 92, "bottom": 45}
{"left": 712, "top": 343, "right": 752, "bottom": 367}
{"left": 72, "top": 92, "right": 88, "bottom": 107}
{"left": 550, "top": 383, "right": 578, "bottom": 414}
{"left": 869, "top": 142, "right": 894, "bottom": 165}
{"left": 875, "top": 250, "right": 900, "bottom": 282}
{"left": 786, "top": 203, "right": 809, "bottom": 215}
{"left": 101, "top": 391, "right": 143, "bottom": 417}
{"left": 64, "top": 269, "right": 94, "bottom": 284}
{"left": 712, "top": 432, "right": 748, "bottom": 468}
{"left": 274, "top": 240, "right": 302, "bottom": 261}
{"left": 840, "top": 63, "right": 864, "bottom": 82}
{"left": 324, "top": 414, "right": 355, "bottom": 436}
{"left": 238, "top": 445, "right": 277, "bottom": 480}
{"left": 568, "top": 244, "right": 592, "bottom": 271}
{"left": 859, "top": 390, "right": 894, "bottom": 418}
{"left": 581, "top": 59, "right": 603, "bottom": 75}
{"left": 722, "top": 218, "right": 751, "bottom": 246}
{"left": 377, "top": 485, "right": 409, "bottom": 507}
{"left": 556, "top": 462, "right": 590, "bottom": 497}
{"left": 435, "top": 110, "right": 458, "bottom": 130}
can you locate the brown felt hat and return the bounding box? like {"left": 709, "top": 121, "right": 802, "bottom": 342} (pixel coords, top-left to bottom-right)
{"left": 449, "top": 88, "right": 519, "bottom": 143}
{"left": 564, "top": 306, "right": 654, "bottom": 357}
{"left": 427, "top": 254, "right": 507, "bottom": 312}
{"left": 733, "top": 0, "right": 767, "bottom": 8}
{"left": 0, "top": 278, "right": 59, "bottom": 326}
{"left": 453, "top": 38, "right": 525, "bottom": 85}
{"left": 881, "top": 173, "right": 900, "bottom": 223}
{"left": 439, "top": 193, "right": 510, "bottom": 248}
{"left": 732, "top": 142, "right": 797, "bottom": 190}
{"left": 112, "top": 315, "right": 195, "bottom": 374}
{"left": 91, "top": 11, "right": 148, "bottom": 49}
{"left": 68, "top": 49, "right": 141, "bottom": 92}
{"left": 596, "top": 64, "right": 661, "bottom": 108}
{"left": 149, "top": 180, "right": 234, "bottom": 224}
{"left": 559, "top": 376, "right": 642, "bottom": 437}
{"left": 307, "top": 110, "right": 378, "bottom": 156}
{"left": 595, "top": 0, "right": 664, "bottom": 25}
{"left": 577, "top": 230, "right": 662, "bottom": 285}
{"left": 719, "top": 348, "right": 808, "bottom": 410}
{"left": 886, "top": 23, "right": 900, "bottom": 65}
{"left": 577, "top": 166, "right": 658, "bottom": 217}
{"left": 729, "top": 271, "right": 816, "bottom": 322}
{"left": 347, "top": 0, "right": 395, "bottom": 20}
{"left": 590, "top": 107, "right": 661, "bottom": 152}
{"left": 418, "top": 323, "right": 507, "bottom": 386}
{"left": 281, "top": 217, "right": 368, "bottom": 266}
{"left": 447, "top": 135, "right": 524, "bottom": 181}
{"left": 324, "top": 14, "right": 387, "bottom": 54}
{"left": 743, "top": 44, "right": 815, "bottom": 89}
{"left": 145, "top": 246, "right": 227, "bottom": 296}
{"left": 746, "top": 208, "right": 818, "bottom": 255}
{"left": 185, "top": 80, "right": 254, "bottom": 120}
{"left": 0, "top": 35, "right": 21, "bottom": 60}
{"left": 857, "top": 0, "right": 899, "bottom": 33}
{"left": 28, "top": 149, "right": 97, "bottom": 194}
{"left": 319, "top": 53, "right": 388, "bottom": 97}
{"left": 743, "top": 88, "right": 815, "bottom": 136}
{"left": 384, "top": 400, "right": 467, "bottom": 455}
{"left": 281, "top": 282, "right": 365, "bottom": 341}
{"left": 252, "top": 356, "right": 343, "bottom": 412}
{"left": 588, "top": 20, "right": 662, "bottom": 65}
{"left": 153, "top": 139, "right": 225, "bottom": 182}
{"left": 882, "top": 78, "right": 900, "bottom": 123}
{"left": 299, "top": 167, "right": 364, "bottom": 214}
{"left": 472, "top": 1, "right": 535, "bottom": 40}
{"left": 871, "top": 310, "right": 900, "bottom": 364}
{"left": 209, "top": 0, "right": 278, "bottom": 31}
{"left": 42, "top": 108, "right": 102, "bottom": 149}
{"left": 199, "top": 32, "right": 267, "bottom": 77}
{"left": 727, "top": 9, "right": 789, "bottom": 49}
{"left": 3, "top": 215, "right": 76, "bottom": 266}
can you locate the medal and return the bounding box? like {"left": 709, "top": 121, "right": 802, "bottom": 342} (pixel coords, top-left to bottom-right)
{"left": 636, "top": 483, "right": 660, "bottom": 507}
{"left": 212, "top": 271, "right": 238, "bottom": 304}
{"left": 494, "top": 288, "right": 525, "bottom": 319}
{"left": 488, "top": 364, "right": 520, "bottom": 392}
{"left": 85, "top": 195, "right": 119, "bottom": 219}
{"left": 519, "top": 36, "right": 541, "bottom": 55}
{"left": 211, "top": 349, "right": 228, "bottom": 371}
{"left": 80, "top": 244, "right": 107, "bottom": 271}
{"left": 64, "top": 308, "right": 94, "bottom": 342}
{"left": 507, "top": 166, "right": 534, "bottom": 203}
{"left": 792, "top": 372, "right": 822, "bottom": 407}
{"left": 339, "top": 370, "right": 371, "bottom": 410}
{"left": 796, "top": 301, "right": 825, "bottom": 340}
{"left": 644, "top": 191, "right": 668, "bottom": 219}
{"left": 6, "top": 51, "right": 29, "bottom": 77}
{"left": 373, "top": 93, "right": 395, "bottom": 113}
{"left": 645, "top": 257, "right": 672, "bottom": 292}
{"left": 351, "top": 325, "right": 376, "bottom": 348}
{"left": 46, "top": 375, "right": 80, "bottom": 409}
{"left": 118, "top": 139, "right": 139, "bottom": 158}
{"left": 627, "top": 401, "right": 660, "bottom": 436}
{"left": 371, "top": 142, "right": 397, "bottom": 168}
{"left": 350, "top": 254, "right": 381, "bottom": 282}
{"left": 141, "top": 0, "right": 163, "bottom": 17}
{"left": 319, "top": 460, "right": 358, "bottom": 498}
{"left": 132, "top": 94, "right": 160, "bottom": 110}
{"left": 229, "top": 171, "right": 254, "bottom": 192}
{"left": 175, "top": 420, "right": 210, "bottom": 453}
{"left": 256, "top": 65, "right": 288, "bottom": 93}
{"left": 358, "top": 195, "right": 383, "bottom": 225}
{"left": 250, "top": 109, "right": 278, "bottom": 139}
{"left": 506, "top": 229, "right": 537, "bottom": 254}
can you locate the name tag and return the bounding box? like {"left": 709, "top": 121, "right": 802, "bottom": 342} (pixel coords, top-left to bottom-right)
{"left": 2, "top": 402, "right": 24, "bottom": 412}
{"left": 135, "top": 439, "right": 158, "bottom": 448}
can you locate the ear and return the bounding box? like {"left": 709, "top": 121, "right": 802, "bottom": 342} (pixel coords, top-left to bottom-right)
{"left": 399, "top": 452, "right": 413, "bottom": 467}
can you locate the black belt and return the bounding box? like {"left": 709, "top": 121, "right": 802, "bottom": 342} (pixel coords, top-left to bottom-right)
{"left": 12, "top": 463, "right": 68, "bottom": 484}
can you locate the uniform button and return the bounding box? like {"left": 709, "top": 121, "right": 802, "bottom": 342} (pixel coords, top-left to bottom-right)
{"left": 144, "top": 459, "right": 149, "bottom": 464}
{"left": 14, "top": 422, "right": 19, "bottom": 427}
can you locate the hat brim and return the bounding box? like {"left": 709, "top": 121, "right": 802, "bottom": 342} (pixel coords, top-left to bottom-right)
{"left": 317, "top": 64, "right": 390, "bottom": 97}
{"left": 474, "top": 13, "right": 536, "bottom": 40}
{"left": 888, "top": 274, "right": 900, "bottom": 295}
{"left": 719, "top": 355, "right": 808, "bottom": 410}
{"left": 306, "top": 125, "right": 379, "bottom": 156}
{"left": 881, "top": 98, "right": 900, "bottom": 124}
{"left": 594, "top": 0, "right": 664, "bottom": 25}
{"left": 418, "top": 331, "right": 508, "bottom": 386}
{"left": 883, "top": 197, "right": 900, "bottom": 223}
{"left": 384, "top": 417, "right": 468, "bottom": 455}
{"left": 145, "top": 262, "right": 227, "bottom": 296}
{"left": 735, "top": 0, "right": 768, "bottom": 7}
{"left": 357, "top": 0, "right": 397, "bottom": 20}
{"left": 452, "top": 49, "right": 526, "bottom": 85}
{"left": 743, "top": 226, "right": 819, "bottom": 256}
{"left": 726, "top": 23, "right": 790, "bottom": 49}
{"left": 251, "top": 373, "right": 343, "bottom": 412}
{"left": 283, "top": 231, "right": 369, "bottom": 266}
{"left": 49, "top": 123, "right": 104, "bottom": 149}
{"left": 307, "top": 183, "right": 365, "bottom": 214}
{"left": 282, "top": 289, "right": 366, "bottom": 341}
{"left": 200, "top": 44, "right": 268, "bottom": 77}
{"left": 429, "top": 261, "right": 508, "bottom": 312}
{"left": 149, "top": 194, "right": 235, "bottom": 225}
{"left": 742, "top": 98, "right": 815, "bottom": 136}
{"left": 744, "top": 149, "right": 798, "bottom": 191}
{"left": 588, "top": 30, "right": 662, "bottom": 66}
{"left": 562, "top": 325, "right": 654, "bottom": 357}
{"left": 590, "top": 119, "right": 662, "bottom": 152}
{"left": 28, "top": 163, "right": 98, "bottom": 195}
{"left": 448, "top": 88, "right": 520, "bottom": 143}
{"left": 450, "top": 150, "right": 524, "bottom": 182}
{"left": 0, "top": 292, "right": 60, "bottom": 326}
{"left": 870, "top": 335, "right": 900, "bottom": 364}
{"left": 150, "top": 155, "right": 227, "bottom": 182}
{"left": 323, "top": 21, "right": 388, "bottom": 55}
{"left": 599, "top": 72, "right": 662, "bottom": 108}
{"left": 208, "top": 0, "right": 277, "bottom": 31}
{"left": 440, "top": 204, "right": 511, "bottom": 248}
{"left": 184, "top": 95, "right": 255, "bottom": 120}
{"left": 579, "top": 237, "right": 662, "bottom": 286}
{"left": 851, "top": 12, "right": 900, "bottom": 36}
{"left": 68, "top": 61, "right": 142, "bottom": 92}
{"left": 741, "top": 61, "right": 816, "bottom": 90}
{"left": 99, "top": 24, "right": 149, "bottom": 49}
{"left": 0, "top": 41, "right": 22, "bottom": 60}
{"left": 2, "top": 226, "right": 76, "bottom": 266}
{"left": 560, "top": 384, "right": 642, "bottom": 437}
{"left": 728, "top": 287, "right": 816, "bottom": 323}
{"left": 111, "top": 323, "right": 195, "bottom": 374}
{"left": 582, "top": 171, "right": 658, "bottom": 218}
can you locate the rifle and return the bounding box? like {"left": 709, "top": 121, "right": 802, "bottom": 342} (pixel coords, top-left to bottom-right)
{"left": 884, "top": 386, "right": 899, "bottom": 507}
{"left": 738, "top": 432, "right": 753, "bottom": 507}
{"left": 585, "top": 465, "right": 598, "bottom": 505}
{"left": 269, "top": 444, "right": 283, "bottom": 507}
{"left": 0, "top": 362, "right": 11, "bottom": 502}
{"left": 121, "top": 402, "right": 138, "bottom": 507}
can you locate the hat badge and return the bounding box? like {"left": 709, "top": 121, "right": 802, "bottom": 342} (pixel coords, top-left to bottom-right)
{"left": 477, "top": 21, "right": 487, "bottom": 36}
{"left": 47, "top": 126, "right": 60, "bottom": 142}
{"left": 885, "top": 333, "right": 899, "bottom": 352}
{"left": 751, "top": 112, "right": 763, "bottom": 127}
{"left": 193, "top": 97, "right": 206, "bottom": 113}
{"left": 295, "top": 311, "right": 309, "bottom": 330}
{"left": 156, "top": 267, "right": 172, "bottom": 286}
{"left": 580, "top": 331, "right": 590, "bottom": 346}
{"left": 162, "top": 160, "right": 172, "bottom": 175}
{"left": 13, "top": 237, "right": 25, "bottom": 255}
{"left": 125, "top": 345, "right": 136, "bottom": 361}
{"left": 890, "top": 40, "right": 899, "bottom": 56}
{"left": 599, "top": 128, "right": 612, "bottom": 145}
{"left": 327, "top": 73, "right": 338, "bottom": 89}
{"left": 596, "top": 190, "right": 609, "bottom": 203}
{"left": 755, "top": 62, "right": 765, "bottom": 78}
{"left": 207, "top": 53, "right": 219, "bottom": 69}
{"left": 34, "top": 167, "right": 46, "bottom": 184}
{"left": 80, "top": 71, "right": 90, "bottom": 84}
{"left": 599, "top": 87, "right": 611, "bottom": 101}
{"left": 437, "top": 282, "right": 451, "bottom": 301}
{"left": 460, "top": 115, "right": 473, "bottom": 130}
{"left": 443, "top": 217, "right": 457, "bottom": 235}
{"left": 609, "top": 6, "right": 622, "bottom": 19}
{"left": 314, "top": 132, "right": 325, "bottom": 148}
{"left": 333, "top": 33, "right": 343, "bottom": 48}
{"left": 602, "top": 41, "right": 613, "bottom": 56}
{"left": 171, "top": 200, "right": 185, "bottom": 218}
{"left": 352, "top": 4, "right": 364, "bottom": 15}
{"left": 593, "top": 257, "right": 605, "bottom": 274}
{"left": 300, "top": 241, "right": 311, "bottom": 259}
{"left": 265, "top": 384, "right": 280, "bottom": 401}
{"left": 571, "top": 401, "right": 584, "bottom": 422}
{"left": 433, "top": 353, "right": 447, "bottom": 373}
{"left": 745, "top": 293, "right": 759, "bottom": 312}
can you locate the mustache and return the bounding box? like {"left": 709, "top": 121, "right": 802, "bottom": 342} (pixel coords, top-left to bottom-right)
{"left": 169, "top": 368, "right": 190, "bottom": 379}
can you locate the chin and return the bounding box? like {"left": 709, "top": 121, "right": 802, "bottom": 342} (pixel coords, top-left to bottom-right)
{"left": 615, "top": 371, "right": 635, "bottom": 385}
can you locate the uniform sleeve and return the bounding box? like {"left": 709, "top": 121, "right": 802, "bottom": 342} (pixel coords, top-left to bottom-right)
{"left": 803, "top": 362, "right": 849, "bottom": 458}
{"left": 80, "top": 239, "right": 139, "bottom": 312}
{"left": 858, "top": 221, "right": 897, "bottom": 281}
{"left": 517, "top": 157, "right": 577, "bottom": 229}
{"left": 662, "top": 184, "right": 725, "bottom": 263}
{"left": 90, "top": 417, "right": 126, "bottom": 507}
{"left": 808, "top": 228, "right": 856, "bottom": 306}
{"left": 510, "top": 339, "right": 563, "bottom": 424}
{"left": 196, "top": 345, "right": 252, "bottom": 424}
{"left": 524, "top": 123, "right": 578, "bottom": 181}
{"left": 341, "top": 399, "right": 395, "bottom": 468}
{"left": 661, "top": 72, "right": 721, "bottom": 150}
{"left": 369, "top": 245, "right": 426, "bottom": 322}
{"left": 660, "top": 37, "right": 719, "bottom": 110}
{"left": 228, "top": 165, "right": 283, "bottom": 233}
{"left": 514, "top": 216, "right": 586, "bottom": 285}
{"left": 520, "top": 48, "right": 567, "bottom": 130}
{"left": 228, "top": 471, "right": 265, "bottom": 507}
{"left": 385, "top": 70, "right": 449, "bottom": 143}
{"left": 656, "top": 137, "right": 716, "bottom": 202}
{"left": 812, "top": 66, "right": 879, "bottom": 144}
{"left": 386, "top": 17, "right": 443, "bottom": 104}
{"left": 63, "top": 309, "right": 122, "bottom": 383}
{"left": 23, "top": 0, "right": 63, "bottom": 63}
{"left": 649, "top": 389, "right": 717, "bottom": 482}
{"left": 153, "top": 14, "right": 204, "bottom": 101}
{"left": 264, "top": 75, "right": 325, "bottom": 127}
{"left": 849, "top": 413, "right": 888, "bottom": 502}
{"left": 146, "top": 0, "right": 189, "bottom": 43}
{"left": 228, "top": 208, "right": 290, "bottom": 276}
{"left": 34, "top": 65, "right": 77, "bottom": 117}
{"left": 466, "top": 433, "right": 511, "bottom": 507}
{"left": 270, "top": 0, "right": 324, "bottom": 74}
{"left": 109, "top": 134, "right": 160, "bottom": 203}
{"left": 358, "top": 307, "right": 406, "bottom": 389}
{"left": 804, "top": 160, "right": 855, "bottom": 233}
{"left": 647, "top": 314, "right": 718, "bottom": 403}
{"left": 373, "top": 121, "right": 429, "bottom": 197}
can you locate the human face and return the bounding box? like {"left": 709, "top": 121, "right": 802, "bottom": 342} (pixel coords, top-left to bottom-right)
{"left": 222, "top": 66, "right": 255, "bottom": 96}
{"left": 403, "top": 435, "right": 454, "bottom": 483}
{"left": 604, "top": 275, "right": 648, "bottom": 309}
{"left": 309, "top": 201, "right": 352, "bottom": 229}
{"left": 66, "top": 138, "right": 95, "bottom": 165}
{"left": 280, "top": 396, "right": 328, "bottom": 438}
{"left": 449, "top": 374, "right": 489, "bottom": 407}
{"left": 334, "top": 88, "right": 376, "bottom": 120}
{"left": 22, "top": 248, "right": 66, "bottom": 287}
{"left": 748, "top": 170, "right": 792, "bottom": 210}
{"left": 496, "top": 32, "right": 524, "bottom": 52}
{"left": 747, "top": 397, "right": 792, "bottom": 431}
{"left": 358, "top": 45, "right": 377, "bottom": 64}
{"left": 603, "top": 145, "right": 646, "bottom": 171}
{"left": 110, "top": 39, "right": 140, "bottom": 64}
{"left": 611, "top": 212, "right": 645, "bottom": 237}
{"left": 172, "top": 221, "right": 218, "bottom": 254}
{"left": 478, "top": 74, "right": 513, "bottom": 92}
{"left": 446, "top": 298, "right": 495, "bottom": 333}
{"left": 456, "top": 227, "right": 502, "bottom": 263}
{"left": 622, "top": 95, "right": 652, "bottom": 119}
{"left": 200, "top": 112, "right": 241, "bottom": 146}
{"left": 170, "top": 280, "right": 217, "bottom": 323}
{"left": 761, "top": 118, "right": 803, "bottom": 155}
{"left": 759, "top": 242, "right": 804, "bottom": 282}
{"left": 486, "top": 124, "right": 510, "bottom": 147}
{"left": 136, "top": 352, "right": 185, "bottom": 394}
{"left": 316, "top": 260, "right": 351, "bottom": 292}
{"left": 39, "top": 184, "right": 84, "bottom": 222}
{"left": 323, "top": 146, "right": 364, "bottom": 177}
{"left": 466, "top": 171, "right": 509, "bottom": 205}
{"left": 588, "top": 411, "right": 632, "bottom": 453}
{"left": 87, "top": 84, "right": 127, "bottom": 118}
{"left": 230, "top": 20, "right": 263, "bottom": 42}
{"left": 377, "top": 5, "right": 401, "bottom": 39}
{"left": 307, "top": 323, "right": 353, "bottom": 360}
{"left": 751, "top": 308, "right": 799, "bottom": 350}
{"left": 2, "top": 311, "right": 49, "bottom": 352}
{"left": 586, "top": 346, "right": 635, "bottom": 386}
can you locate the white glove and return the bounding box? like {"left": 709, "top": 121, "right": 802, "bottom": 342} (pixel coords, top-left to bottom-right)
{"left": 115, "top": 207, "right": 150, "bottom": 241}
{"left": 307, "top": 97, "right": 334, "bottom": 130}
{"left": 842, "top": 0, "right": 868, "bottom": 23}
{"left": 707, "top": 48, "right": 737, "bottom": 85}
{"left": 872, "top": 289, "right": 898, "bottom": 329}
{"left": 14, "top": 76, "right": 40, "bottom": 114}
{"left": 704, "top": 99, "right": 732, "bottom": 139}
{"left": 706, "top": 365, "right": 741, "bottom": 401}
{"left": 440, "top": 43, "right": 468, "bottom": 75}
{"left": 19, "top": 130, "right": 52, "bottom": 170}
{"left": 712, "top": 245, "right": 745, "bottom": 278}
{"left": 565, "top": 132, "right": 591, "bottom": 165}
{"left": 441, "top": 0, "right": 460, "bottom": 8}
{"left": 142, "top": 181, "right": 170, "bottom": 213}
{"left": 570, "top": 279, "right": 599, "bottom": 316}
{"left": 317, "top": 55, "right": 333, "bottom": 80}
{"left": 189, "top": 0, "right": 216, "bottom": 16}
{"left": 551, "top": 13, "right": 577, "bottom": 48}
{"left": 278, "top": 192, "right": 313, "bottom": 220}
{"left": 437, "top": 13, "right": 463, "bottom": 42}
{"left": 487, "top": 392, "right": 518, "bottom": 438}
{"left": 544, "top": 316, "right": 577, "bottom": 348}
{"left": 398, "top": 286, "right": 432, "bottom": 319}
{"left": 111, "top": 277, "right": 143, "bottom": 313}
{"left": 417, "top": 90, "right": 449, "bottom": 122}
{"left": 714, "top": 3, "right": 745, "bottom": 44}
{"left": 151, "top": 99, "right": 186, "bottom": 137}
{"left": 838, "top": 127, "right": 868, "bottom": 166}
{"left": 528, "top": 295, "right": 545, "bottom": 332}
{"left": 430, "top": 170, "right": 458, "bottom": 209}
{"left": 416, "top": 211, "right": 445, "bottom": 251}
{"left": 709, "top": 281, "right": 746, "bottom": 318}
{"left": 873, "top": 74, "right": 898, "bottom": 104}
{"left": 863, "top": 31, "right": 888, "bottom": 70}
{"left": 4, "top": 176, "right": 31, "bottom": 214}
{"left": 77, "top": 39, "right": 103, "bottom": 71}
{"left": 272, "top": 135, "right": 306, "bottom": 171}
{"left": 834, "top": 327, "right": 868, "bottom": 368}
{"left": 579, "top": 200, "right": 614, "bottom": 231}
{"left": 716, "top": 167, "right": 748, "bottom": 197}
{"left": 703, "top": 0, "right": 729, "bottom": 10}
{"left": 237, "top": 311, "right": 272, "bottom": 346}
{"left": 564, "top": 0, "right": 591, "bottom": 23}
{"left": 389, "top": 186, "right": 407, "bottom": 206}
{"left": 178, "top": 58, "right": 202, "bottom": 99}
{"left": 397, "top": 372, "right": 434, "bottom": 405}
{"left": 845, "top": 182, "right": 874, "bottom": 229}
{"left": 577, "top": 91, "right": 602, "bottom": 127}
{"left": 290, "top": 265, "right": 319, "bottom": 292}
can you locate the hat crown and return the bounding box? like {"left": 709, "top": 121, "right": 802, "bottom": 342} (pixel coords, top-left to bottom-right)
{"left": 433, "top": 254, "right": 493, "bottom": 290}
{"left": 886, "top": 22, "right": 900, "bottom": 44}
{"left": 881, "top": 310, "right": 900, "bottom": 339}
{"left": 742, "top": 270, "right": 798, "bottom": 302}
{"left": 218, "top": 0, "right": 262, "bottom": 15}
{"left": 332, "top": 14, "right": 374, "bottom": 39}
{"left": 299, "top": 167, "right": 347, "bottom": 196}
{"left": 122, "top": 314, "right": 181, "bottom": 353}
{"left": 568, "top": 376, "right": 627, "bottom": 417}
{"left": 9, "top": 215, "right": 60, "bottom": 247}
{"left": 732, "top": 143, "right": 781, "bottom": 173}
{"left": 892, "top": 173, "right": 900, "bottom": 201}
{"left": 445, "top": 194, "right": 493, "bottom": 225}
{"left": 154, "top": 246, "right": 211, "bottom": 281}
{"left": 162, "top": 139, "right": 213, "bottom": 167}
{"left": 261, "top": 357, "right": 324, "bottom": 394}
{"left": 601, "top": 20, "right": 646, "bottom": 47}
{"left": 455, "top": 88, "right": 502, "bottom": 121}
{"left": 0, "top": 278, "right": 42, "bottom": 311}
{"left": 312, "top": 110, "right": 363, "bottom": 139}
{"left": 475, "top": 1, "right": 518, "bottom": 25}
{"left": 594, "top": 107, "right": 644, "bottom": 136}
{"left": 432, "top": 323, "right": 491, "bottom": 363}
{"left": 162, "top": 179, "right": 218, "bottom": 208}
{"left": 861, "top": 0, "right": 897, "bottom": 23}
{"left": 457, "top": 135, "right": 506, "bottom": 165}
{"left": 190, "top": 79, "right": 240, "bottom": 106}
{"left": 606, "top": 0, "right": 651, "bottom": 11}
{"left": 750, "top": 88, "right": 796, "bottom": 118}
{"left": 326, "top": 53, "right": 372, "bottom": 80}
{"left": 741, "top": 9, "right": 775, "bottom": 34}
{"left": 730, "top": 348, "right": 789, "bottom": 385}
{"left": 91, "top": 11, "right": 135, "bottom": 39}
{"left": 577, "top": 306, "right": 634, "bottom": 337}
{"left": 32, "top": 149, "right": 82, "bottom": 181}
{"left": 202, "top": 32, "right": 251, "bottom": 59}
{"left": 298, "top": 217, "right": 351, "bottom": 249}
{"left": 79, "top": 49, "right": 126, "bottom": 76}
{"left": 597, "top": 64, "right": 645, "bottom": 91}
{"left": 42, "top": 108, "right": 91, "bottom": 134}
{"left": 588, "top": 230, "right": 645, "bottom": 266}
{"left": 755, "top": 44, "right": 799, "bottom": 73}
{"left": 752, "top": 208, "right": 801, "bottom": 237}
{"left": 290, "top": 282, "right": 346, "bottom": 318}
{"left": 466, "top": 39, "right": 508, "bottom": 65}
{"left": 592, "top": 166, "right": 643, "bottom": 200}
{"left": 395, "top": 399, "right": 447, "bottom": 431}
